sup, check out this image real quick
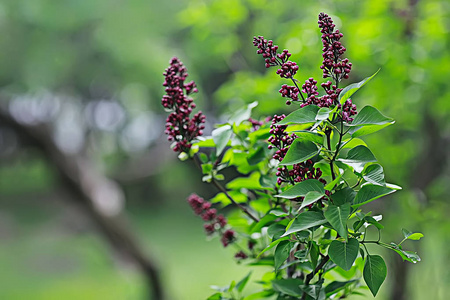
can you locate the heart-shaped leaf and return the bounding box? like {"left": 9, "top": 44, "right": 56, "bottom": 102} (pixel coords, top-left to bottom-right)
{"left": 363, "top": 255, "right": 387, "bottom": 297}
{"left": 328, "top": 238, "right": 359, "bottom": 271}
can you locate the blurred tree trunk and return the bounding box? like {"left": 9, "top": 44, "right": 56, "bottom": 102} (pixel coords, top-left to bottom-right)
{"left": 0, "top": 107, "right": 164, "bottom": 300}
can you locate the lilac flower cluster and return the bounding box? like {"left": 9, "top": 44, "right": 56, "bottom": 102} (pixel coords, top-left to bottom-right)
{"left": 162, "top": 57, "right": 206, "bottom": 153}
{"left": 187, "top": 194, "right": 235, "bottom": 247}
{"left": 253, "top": 36, "right": 302, "bottom": 105}
{"left": 268, "top": 115, "right": 325, "bottom": 186}
{"left": 318, "top": 12, "right": 352, "bottom": 81}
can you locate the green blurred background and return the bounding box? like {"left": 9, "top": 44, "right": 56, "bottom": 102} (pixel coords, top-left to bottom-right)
{"left": 0, "top": 0, "right": 449, "bottom": 299}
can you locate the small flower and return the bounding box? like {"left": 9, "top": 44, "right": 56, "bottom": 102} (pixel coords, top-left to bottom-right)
{"left": 234, "top": 251, "right": 248, "bottom": 260}
{"left": 221, "top": 230, "right": 236, "bottom": 247}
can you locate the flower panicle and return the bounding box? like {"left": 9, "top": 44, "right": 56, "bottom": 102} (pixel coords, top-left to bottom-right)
{"left": 162, "top": 57, "right": 206, "bottom": 153}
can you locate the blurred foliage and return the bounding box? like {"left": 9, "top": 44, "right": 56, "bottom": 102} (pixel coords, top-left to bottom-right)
{"left": 0, "top": 0, "right": 449, "bottom": 299}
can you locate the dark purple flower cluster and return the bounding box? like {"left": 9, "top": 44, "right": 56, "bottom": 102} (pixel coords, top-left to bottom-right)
{"left": 187, "top": 194, "right": 234, "bottom": 247}
{"left": 318, "top": 12, "right": 352, "bottom": 81}
{"left": 341, "top": 99, "right": 358, "bottom": 122}
{"left": 162, "top": 57, "right": 206, "bottom": 153}
{"left": 279, "top": 84, "right": 300, "bottom": 105}
{"left": 267, "top": 115, "right": 326, "bottom": 186}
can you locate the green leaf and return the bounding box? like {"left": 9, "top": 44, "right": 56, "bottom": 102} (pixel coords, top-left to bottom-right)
{"left": 352, "top": 184, "right": 396, "bottom": 208}
{"left": 316, "top": 107, "right": 332, "bottom": 121}
{"left": 348, "top": 122, "right": 394, "bottom": 138}
{"left": 243, "top": 290, "right": 275, "bottom": 300}
{"left": 347, "top": 106, "right": 393, "bottom": 126}
{"left": 309, "top": 241, "right": 319, "bottom": 269}
{"left": 324, "top": 172, "right": 343, "bottom": 191}
{"left": 247, "top": 146, "right": 266, "bottom": 165}
{"left": 299, "top": 191, "right": 325, "bottom": 211}
{"left": 392, "top": 248, "right": 421, "bottom": 263}
{"left": 332, "top": 188, "right": 356, "bottom": 206}
{"left": 282, "top": 211, "right": 327, "bottom": 237}
{"left": 363, "top": 164, "right": 385, "bottom": 186}
{"left": 280, "top": 139, "right": 320, "bottom": 166}
{"left": 275, "top": 241, "right": 292, "bottom": 271}
{"left": 363, "top": 255, "right": 387, "bottom": 297}
{"left": 277, "top": 105, "right": 320, "bottom": 125}
{"left": 207, "top": 292, "right": 223, "bottom": 300}
{"left": 272, "top": 278, "right": 303, "bottom": 297}
{"left": 229, "top": 101, "right": 258, "bottom": 125}
{"left": 324, "top": 203, "right": 350, "bottom": 241}
{"left": 212, "top": 125, "right": 233, "bottom": 156}
{"left": 328, "top": 238, "right": 359, "bottom": 271}
{"left": 236, "top": 272, "right": 252, "bottom": 292}
{"left": 226, "top": 172, "right": 263, "bottom": 190}
{"left": 339, "top": 145, "right": 377, "bottom": 173}
{"left": 257, "top": 236, "right": 289, "bottom": 258}
{"left": 402, "top": 228, "right": 424, "bottom": 241}
{"left": 338, "top": 69, "right": 379, "bottom": 104}
{"left": 364, "top": 216, "right": 384, "bottom": 229}
{"left": 325, "top": 280, "right": 358, "bottom": 295}
{"left": 291, "top": 130, "right": 324, "bottom": 144}
{"left": 276, "top": 179, "right": 325, "bottom": 199}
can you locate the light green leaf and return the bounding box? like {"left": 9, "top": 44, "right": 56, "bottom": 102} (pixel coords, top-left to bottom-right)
{"left": 212, "top": 125, "right": 233, "bottom": 156}
{"left": 257, "top": 236, "right": 289, "bottom": 258}
{"left": 338, "top": 69, "right": 379, "bottom": 104}
{"left": 277, "top": 105, "right": 320, "bottom": 125}
{"left": 348, "top": 106, "right": 393, "bottom": 127}
{"left": 236, "top": 272, "right": 252, "bottom": 292}
{"left": 392, "top": 248, "right": 421, "bottom": 263}
{"left": 290, "top": 130, "right": 324, "bottom": 144}
{"left": 348, "top": 122, "right": 394, "bottom": 138}
{"left": 282, "top": 211, "right": 327, "bottom": 237}
{"left": 402, "top": 228, "right": 424, "bottom": 241}
{"left": 275, "top": 240, "right": 292, "bottom": 271}
{"left": 352, "top": 184, "right": 396, "bottom": 208}
{"left": 363, "top": 255, "right": 387, "bottom": 297}
{"left": 226, "top": 172, "right": 263, "bottom": 190}
{"left": 276, "top": 179, "right": 325, "bottom": 199}
{"left": 324, "top": 203, "right": 350, "bottom": 241}
{"left": 229, "top": 101, "right": 258, "bottom": 125}
{"left": 280, "top": 139, "right": 320, "bottom": 166}
{"left": 339, "top": 145, "right": 377, "bottom": 173}
{"left": 363, "top": 164, "right": 385, "bottom": 186}
{"left": 299, "top": 191, "right": 325, "bottom": 211}
{"left": 328, "top": 238, "right": 359, "bottom": 271}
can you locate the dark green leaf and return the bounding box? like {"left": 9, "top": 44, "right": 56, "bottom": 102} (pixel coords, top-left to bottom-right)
{"left": 257, "top": 236, "right": 289, "bottom": 258}
{"left": 328, "top": 238, "right": 359, "bottom": 271}
{"left": 324, "top": 280, "right": 358, "bottom": 295}
{"left": 212, "top": 125, "right": 233, "bottom": 156}
{"left": 339, "top": 145, "right": 377, "bottom": 173}
{"left": 338, "top": 69, "right": 379, "bottom": 104}
{"left": 249, "top": 214, "right": 278, "bottom": 234}
{"left": 280, "top": 139, "right": 320, "bottom": 166}
{"left": 332, "top": 188, "right": 356, "bottom": 206}
{"left": 282, "top": 211, "right": 327, "bottom": 237}
{"left": 324, "top": 203, "right": 350, "bottom": 241}
{"left": 363, "top": 164, "right": 385, "bottom": 186}
{"left": 275, "top": 240, "right": 292, "bottom": 271}
{"left": 267, "top": 223, "right": 286, "bottom": 239}
{"left": 247, "top": 146, "right": 266, "bottom": 165}
{"left": 364, "top": 216, "right": 384, "bottom": 229}
{"left": 309, "top": 241, "right": 319, "bottom": 269}
{"left": 347, "top": 106, "right": 393, "bottom": 126}
{"left": 363, "top": 255, "right": 387, "bottom": 297}
{"left": 272, "top": 278, "right": 303, "bottom": 297}
{"left": 352, "top": 184, "right": 396, "bottom": 208}
{"left": 277, "top": 105, "right": 320, "bottom": 125}
{"left": 277, "top": 179, "right": 325, "bottom": 199}
{"left": 299, "top": 191, "right": 325, "bottom": 211}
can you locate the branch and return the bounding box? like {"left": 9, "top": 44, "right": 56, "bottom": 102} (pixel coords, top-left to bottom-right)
{"left": 193, "top": 153, "right": 260, "bottom": 222}
{"left": 301, "top": 255, "right": 330, "bottom": 300}
{"left": 0, "top": 108, "right": 164, "bottom": 300}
